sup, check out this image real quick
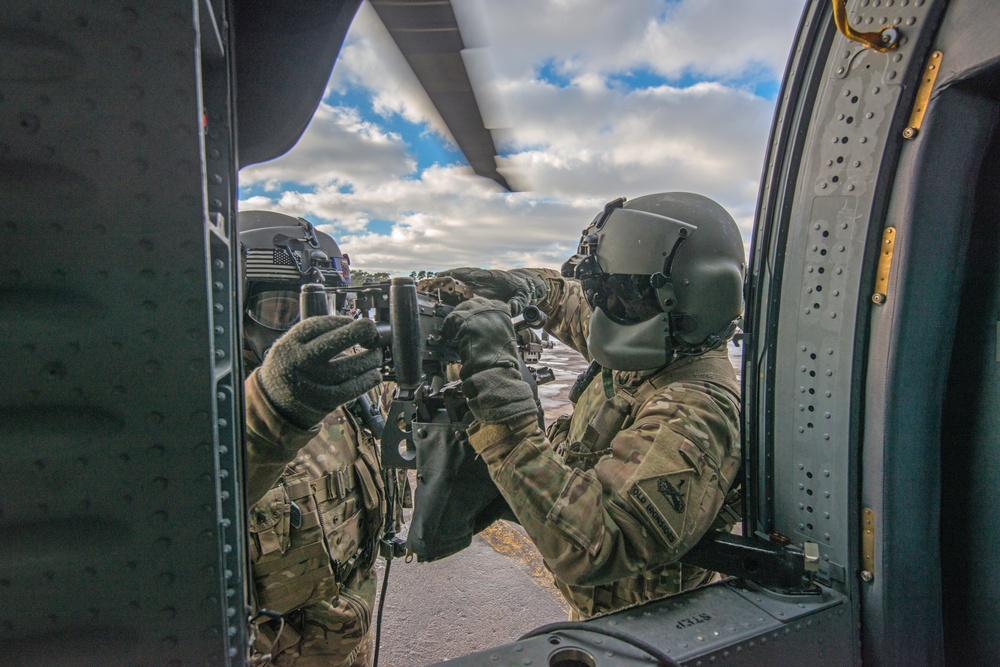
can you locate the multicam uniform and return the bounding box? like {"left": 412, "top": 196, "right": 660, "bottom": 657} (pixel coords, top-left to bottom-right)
{"left": 467, "top": 269, "right": 741, "bottom": 619}
{"left": 244, "top": 359, "right": 387, "bottom": 667}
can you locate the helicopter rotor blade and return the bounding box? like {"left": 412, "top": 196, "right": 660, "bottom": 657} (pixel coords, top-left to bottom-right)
{"left": 370, "top": 0, "right": 512, "bottom": 191}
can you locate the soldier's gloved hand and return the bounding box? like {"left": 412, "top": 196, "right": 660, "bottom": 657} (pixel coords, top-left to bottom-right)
{"left": 436, "top": 268, "right": 547, "bottom": 316}
{"left": 442, "top": 297, "right": 538, "bottom": 425}
{"left": 257, "top": 316, "right": 383, "bottom": 429}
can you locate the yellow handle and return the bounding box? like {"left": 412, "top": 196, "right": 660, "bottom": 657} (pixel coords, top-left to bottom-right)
{"left": 832, "top": 0, "right": 900, "bottom": 52}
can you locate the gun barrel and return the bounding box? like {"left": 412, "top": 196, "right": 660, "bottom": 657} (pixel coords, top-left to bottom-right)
{"left": 512, "top": 305, "right": 546, "bottom": 331}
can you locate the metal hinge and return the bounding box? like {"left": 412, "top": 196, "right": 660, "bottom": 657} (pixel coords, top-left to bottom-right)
{"left": 872, "top": 227, "right": 896, "bottom": 305}
{"left": 904, "top": 51, "right": 944, "bottom": 140}
{"left": 861, "top": 507, "right": 875, "bottom": 582}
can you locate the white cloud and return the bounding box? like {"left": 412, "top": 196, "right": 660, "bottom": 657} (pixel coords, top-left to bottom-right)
{"left": 239, "top": 0, "right": 809, "bottom": 272}
{"left": 328, "top": 2, "right": 459, "bottom": 147}
{"left": 239, "top": 103, "right": 415, "bottom": 189}
{"left": 452, "top": 0, "right": 804, "bottom": 81}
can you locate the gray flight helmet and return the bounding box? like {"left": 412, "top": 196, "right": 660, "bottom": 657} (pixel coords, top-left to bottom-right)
{"left": 238, "top": 210, "right": 350, "bottom": 363}
{"left": 562, "top": 193, "right": 745, "bottom": 371}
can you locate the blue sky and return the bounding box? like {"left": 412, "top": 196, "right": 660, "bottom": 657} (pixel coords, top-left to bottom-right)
{"left": 239, "top": 0, "right": 807, "bottom": 273}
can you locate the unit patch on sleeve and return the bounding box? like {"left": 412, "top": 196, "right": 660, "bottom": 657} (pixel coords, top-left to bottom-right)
{"left": 626, "top": 470, "right": 695, "bottom": 547}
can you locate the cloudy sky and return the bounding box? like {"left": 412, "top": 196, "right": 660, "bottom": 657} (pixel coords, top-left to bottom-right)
{"left": 238, "top": 0, "right": 808, "bottom": 274}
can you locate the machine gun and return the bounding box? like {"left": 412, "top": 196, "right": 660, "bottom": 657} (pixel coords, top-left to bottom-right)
{"left": 302, "top": 276, "right": 553, "bottom": 561}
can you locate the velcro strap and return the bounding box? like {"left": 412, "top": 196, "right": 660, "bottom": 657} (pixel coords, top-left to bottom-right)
{"left": 284, "top": 477, "right": 314, "bottom": 501}
{"left": 313, "top": 467, "right": 356, "bottom": 503}
{"left": 296, "top": 511, "right": 322, "bottom": 531}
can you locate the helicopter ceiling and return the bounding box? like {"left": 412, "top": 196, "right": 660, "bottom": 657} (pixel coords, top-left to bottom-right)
{"left": 234, "top": 0, "right": 510, "bottom": 190}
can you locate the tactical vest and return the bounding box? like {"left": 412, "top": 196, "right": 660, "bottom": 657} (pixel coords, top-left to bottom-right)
{"left": 549, "top": 348, "right": 742, "bottom": 618}
{"left": 248, "top": 406, "right": 386, "bottom": 614}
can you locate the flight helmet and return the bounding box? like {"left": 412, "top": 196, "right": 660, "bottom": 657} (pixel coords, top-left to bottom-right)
{"left": 239, "top": 210, "right": 350, "bottom": 363}
{"left": 561, "top": 193, "right": 745, "bottom": 371}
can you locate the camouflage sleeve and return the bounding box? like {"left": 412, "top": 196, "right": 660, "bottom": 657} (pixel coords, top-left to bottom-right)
{"left": 523, "top": 268, "right": 593, "bottom": 360}
{"left": 244, "top": 369, "right": 318, "bottom": 505}
{"left": 468, "top": 381, "right": 740, "bottom": 587}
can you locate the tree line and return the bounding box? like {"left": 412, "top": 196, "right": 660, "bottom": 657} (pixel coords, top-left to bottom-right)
{"left": 349, "top": 269, "right": 438, "bottom": 284}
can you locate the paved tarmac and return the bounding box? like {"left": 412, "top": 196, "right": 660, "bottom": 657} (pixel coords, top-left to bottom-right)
{"left": 371, "top": 339, "right": 744, "bottom": 666}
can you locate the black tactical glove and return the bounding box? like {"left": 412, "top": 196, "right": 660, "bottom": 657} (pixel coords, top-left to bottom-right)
{"left": 436, "top": 267, "right": 547, "bottom": 316}
{"left": 441, "top": 297, "right": 538, "bottom": 425}
{"left": 257, "top": 316, "right": 383, "bottom": 429}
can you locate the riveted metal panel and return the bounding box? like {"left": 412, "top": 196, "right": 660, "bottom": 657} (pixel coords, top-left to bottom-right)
{"left": 767, "top": 0, "right": 943, "bottom": 586}
{"left": 0, "top": 1, "right": 246, "bottom": 665}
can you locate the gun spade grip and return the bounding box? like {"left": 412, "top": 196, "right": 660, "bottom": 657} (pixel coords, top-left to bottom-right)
{"left": 389, "top": 277, "right": 423, "bottom": 391}
{"left": 300, "top": 283, "right": 330, "bottom": 318}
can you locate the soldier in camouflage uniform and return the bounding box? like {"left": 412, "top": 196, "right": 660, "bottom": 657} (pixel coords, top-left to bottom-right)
{"left": 239, "top": 211, "right": 389, "bottom": 666}
{"left": 439, "top": 192, "right": 745, "bottom": 619}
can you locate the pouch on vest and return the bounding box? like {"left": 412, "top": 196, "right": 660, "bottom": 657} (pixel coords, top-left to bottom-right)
{"left": 249, "top": 485, "right": 292, "bottom": 560}
{"left": 353, "top": 437, "right": 385, "bottom": 519}
{"left": 350, "top": 433, "right": 387, "bottom": 572}
{"left": 251, "top": 471, "right": 339, "bottom": 614}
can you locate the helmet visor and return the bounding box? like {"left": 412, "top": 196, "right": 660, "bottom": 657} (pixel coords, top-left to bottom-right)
{"left": 581, "top": 274, "right": 662, "bottom": 325}
{"left": 246, "top": 290, "right": 301, "bottom": 331}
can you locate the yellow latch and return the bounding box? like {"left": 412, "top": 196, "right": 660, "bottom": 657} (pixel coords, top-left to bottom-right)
{"left": 872, "top": 227, "right": 895, "bottom": 305}
{"left": 861, "top": 508, "right": 875, "bottom": 582}
{"left": 904, "top": 51, "right": 944, "bottom": 140}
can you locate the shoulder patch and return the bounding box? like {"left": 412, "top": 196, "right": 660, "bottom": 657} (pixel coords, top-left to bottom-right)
{"left": 627, "top": 476, "right": 686, "bottom": 546}
{"left": 656, "top": 474, "right": 689, "bottom": 514}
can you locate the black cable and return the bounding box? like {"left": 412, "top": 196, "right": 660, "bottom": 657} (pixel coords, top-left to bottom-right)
{"left": 372, "top": 463, "right": 399, "bottom": 667}
{"left": 372, "top": 550, "right": 393, "bottom": 667}
{"left": 518, "top": 621, "right": 681, "bottom": 667}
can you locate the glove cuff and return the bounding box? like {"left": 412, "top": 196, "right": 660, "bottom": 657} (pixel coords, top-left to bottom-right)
{"left": 468, "top": 414, "right": 540, "bottom": 465}
{"left": 257, "top": 364, "right": 329, "bottom": 430}
{"left": 246, "top": 370, "right": 321, "bottom": 445}
{"left": 461, "top": 366, "right": 539, "bottom": 425}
